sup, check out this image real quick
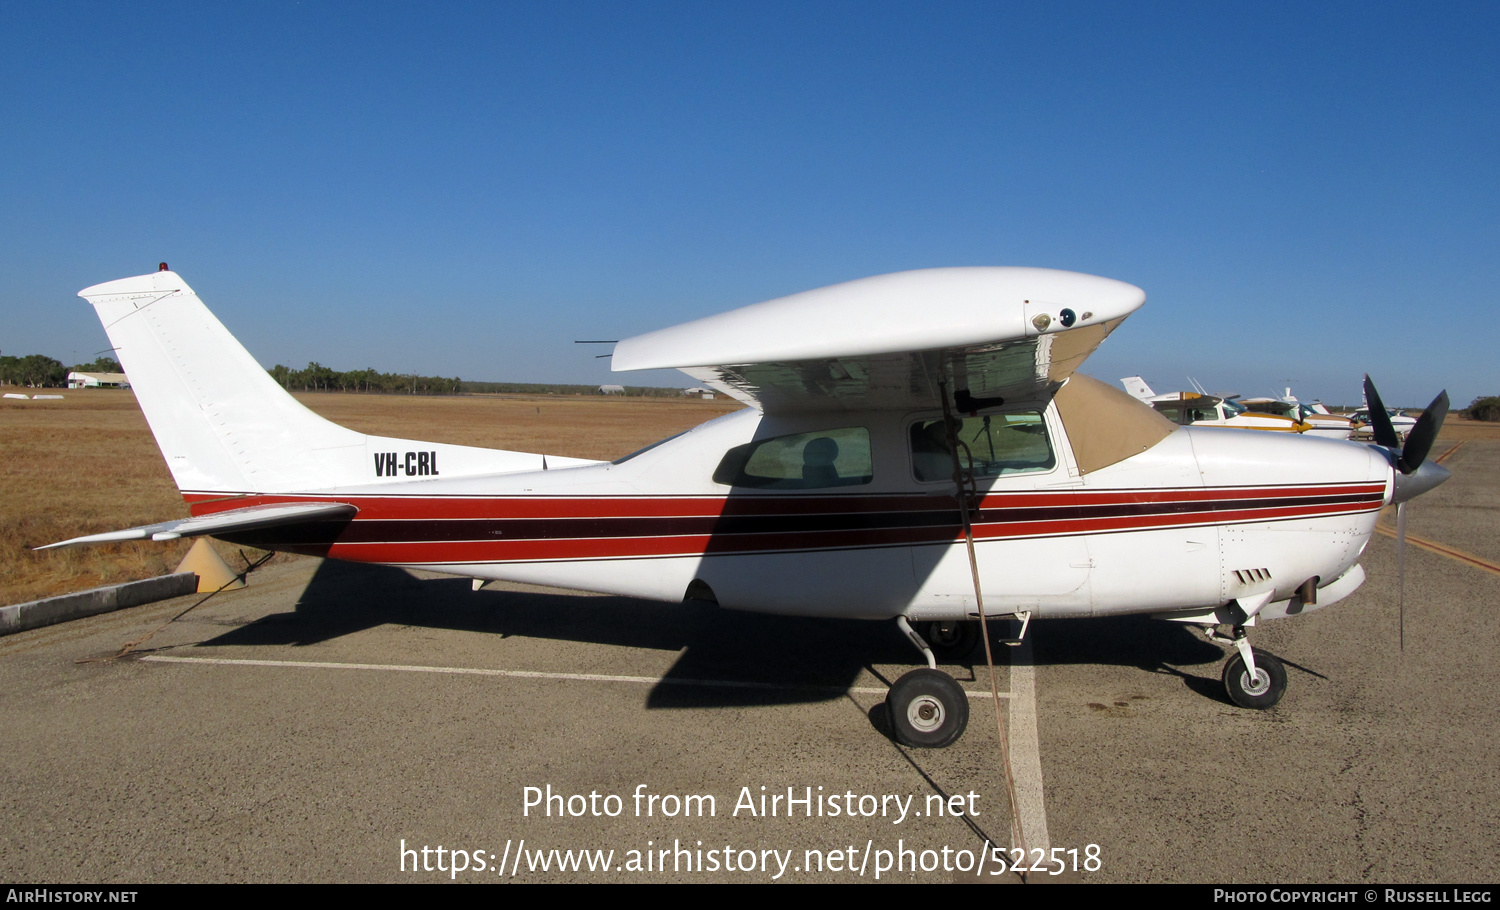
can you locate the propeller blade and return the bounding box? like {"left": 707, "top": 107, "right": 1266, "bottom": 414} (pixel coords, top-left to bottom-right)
{"left": 1362, "top": 375, "right": 1401, "bottom": 449}
{"left": 1397, "top": 500, "right": 1407, "bottom": 653}
{"left": 1398, "top": 390, "right": 1450, "bottom": 474}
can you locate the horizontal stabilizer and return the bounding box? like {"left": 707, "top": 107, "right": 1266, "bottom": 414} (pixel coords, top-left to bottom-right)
{"left": 37, "top": 502, "right": 357, "bottom": 550}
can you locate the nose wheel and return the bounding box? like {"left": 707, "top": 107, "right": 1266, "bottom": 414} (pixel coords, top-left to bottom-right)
{"left": 1222, "top": 647, "right": 1287, "bottom": 709}
{"left": 1201, "top": 624, "right": 1289, "bottom": 710}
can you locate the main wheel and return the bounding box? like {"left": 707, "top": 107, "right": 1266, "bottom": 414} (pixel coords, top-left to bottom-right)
{"left": 887, "top": 668, "right": 969, "bottom": 748}
{"left": 1222, "top": 649, "right": 1287, "bottom": 709}
{"left": 917, "top": 620, "right": 980, "bottom": 660}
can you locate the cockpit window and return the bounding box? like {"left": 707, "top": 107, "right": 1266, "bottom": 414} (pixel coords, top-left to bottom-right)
{"left": 712, "top": 427, "right": 872, "bottom": 489}
{"left": 910, "top": 411, "right": 1055, "bottom": 482}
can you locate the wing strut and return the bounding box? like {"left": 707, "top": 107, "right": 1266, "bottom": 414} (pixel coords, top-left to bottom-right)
{"left": 937, "top": 376, "right": 1030, "bottom": 866}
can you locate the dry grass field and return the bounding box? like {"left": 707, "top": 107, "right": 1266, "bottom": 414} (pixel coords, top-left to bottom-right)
{"left": 1423, "top": 413, "right": 1500, "bottom": 443}
{"left": 0, "top": 389, "right": 739, "bottom": 605}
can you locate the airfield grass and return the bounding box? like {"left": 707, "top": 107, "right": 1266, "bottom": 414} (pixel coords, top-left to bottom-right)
{"left": 0, "top": 389, "right": 739, "bottom": 605}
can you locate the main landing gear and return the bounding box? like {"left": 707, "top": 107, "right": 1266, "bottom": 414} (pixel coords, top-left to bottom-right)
{"left": 886, "top": 617, "right": 980, "bottom": 748}
{"left": 887, "top": 668, "right": 969, "bottom": 748}
{"left": 1205, "top": 625, "right": 1288, "bottom": 709}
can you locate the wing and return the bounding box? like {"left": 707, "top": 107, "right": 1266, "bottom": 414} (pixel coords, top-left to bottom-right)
{"left": 37, "top": 502, "right": 357, "bottom": 550}
{"left": 610, "top": 267, "right": 1144, "bottom": 412}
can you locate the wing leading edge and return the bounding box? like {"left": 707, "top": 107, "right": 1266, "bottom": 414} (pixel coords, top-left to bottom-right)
{"left": 610, "top": 267, "right": 1144, "bottom": 411}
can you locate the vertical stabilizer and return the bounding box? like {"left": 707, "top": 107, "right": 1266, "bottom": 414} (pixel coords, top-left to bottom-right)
{"left": 1120, "top": 376, "right": 1156, "bottom": 401}
{"left": 79, "top": 270, "right": 597, "bottom": 494}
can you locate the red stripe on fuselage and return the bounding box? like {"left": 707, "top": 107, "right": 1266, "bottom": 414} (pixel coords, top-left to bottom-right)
{"left": 180, "top": 483, "right": 1386, "bottom": 566}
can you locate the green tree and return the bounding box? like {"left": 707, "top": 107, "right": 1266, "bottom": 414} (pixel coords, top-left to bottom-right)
{"left": 1467, "top": 396, "right": 1500, "bottom": 422}
{"left": 68, "top": 356, "right": 121, "bottom": 373}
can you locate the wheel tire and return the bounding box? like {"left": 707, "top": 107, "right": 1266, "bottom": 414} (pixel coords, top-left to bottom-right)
{"left": 918, "top": 620, "right": 980, "bottom": 660}
{"left": 887, "top": 668, "right": 969, "bottom": 748}
{"left": 1222, "top": 649, "right": 1288, "bottom": 709}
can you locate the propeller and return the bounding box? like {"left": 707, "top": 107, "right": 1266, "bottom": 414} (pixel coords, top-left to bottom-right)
{"left": 1362, "top": 376, "right": 1451, "bottom": 652}
{"left": 1362, "top": 375, "right": 1450, "bottom": 475}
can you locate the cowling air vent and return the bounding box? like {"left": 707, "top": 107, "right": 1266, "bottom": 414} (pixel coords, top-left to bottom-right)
{"left": 1232, "top": 568, "right": 1272, "bottom": 586}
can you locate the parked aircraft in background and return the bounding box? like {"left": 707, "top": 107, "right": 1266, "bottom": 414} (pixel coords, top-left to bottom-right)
{"left": 47, "top": 265, "right": 1450, "bottom": 747}
{"left": 1121, "top": 378, "right": 1309, "bottom": 433}
{"left": 1352, "top": 407, "right": 1419, "bottom": 442}
{"left": 1239, "top": 389, "right": 1356, "bottom": 439}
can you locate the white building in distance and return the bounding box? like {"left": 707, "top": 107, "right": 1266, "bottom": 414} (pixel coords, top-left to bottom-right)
{"left": 67, "top": 372, "right": 130, "bottom": 389}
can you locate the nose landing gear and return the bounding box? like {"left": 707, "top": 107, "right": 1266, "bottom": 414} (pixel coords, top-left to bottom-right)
{"left": 1206, "top": 624, "right": 1288, "bottom": 709}
{"left": 1222, "top": 646, "right": 1287, "bottom": 709}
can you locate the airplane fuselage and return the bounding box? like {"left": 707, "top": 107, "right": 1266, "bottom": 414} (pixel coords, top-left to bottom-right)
{"left": 192, "top": 403, "right": 1389, "bottom": 624}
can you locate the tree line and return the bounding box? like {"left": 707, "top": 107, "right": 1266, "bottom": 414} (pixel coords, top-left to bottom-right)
{"left": 5, "top": 351, "right": 1495, "bottom": 411}
{"left": 0, "top": 352, "right": 687, "bottom": 396}
{"left": 0, "top": 355, "right": 118, "bottom": 387}
{"left": 267, "top": 362, "right": 688, "bottom": 397}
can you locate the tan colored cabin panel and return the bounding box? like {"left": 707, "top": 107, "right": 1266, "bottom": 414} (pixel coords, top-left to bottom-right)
{"left": 1054, "top": 373, "right": 1175, "bottom": 474}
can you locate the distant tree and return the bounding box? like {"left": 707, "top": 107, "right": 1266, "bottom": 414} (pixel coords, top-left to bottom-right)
{"left": 69, "top": 356, "right": 121, "bottom": 374}
{"left": 4, "top": 354, "right": 68, "bottom": 387}
{"left": 1467, "top": 396, "right": 1500, "bottom": 422}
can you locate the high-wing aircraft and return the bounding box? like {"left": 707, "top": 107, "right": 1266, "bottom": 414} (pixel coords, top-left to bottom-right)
{"left": 1121, "top": 377, "right": 1312, "bottom": 433}
{"left": 46, "top": 265, "right": 1452, "bottom": 748}
{"left": 1239, "top": 389, "right": 1356, "bottom": 439}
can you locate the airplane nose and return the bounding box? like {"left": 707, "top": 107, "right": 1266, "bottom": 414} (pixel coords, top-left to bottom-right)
{"left": 1391, "top": 459, "right": 1451, "bottom": 504}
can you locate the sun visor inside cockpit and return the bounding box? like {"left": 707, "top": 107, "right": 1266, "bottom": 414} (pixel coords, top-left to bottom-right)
{"left": 1054, "top": 373, "right": 1175, "bottom": 474}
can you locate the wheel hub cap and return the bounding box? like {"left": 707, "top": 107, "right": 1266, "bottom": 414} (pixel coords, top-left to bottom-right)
{"left": 907, "top": 695, "right": 945, "bottom": 732}
{"left": 1241, "top": 669, "right": 1271, "bottom": 697}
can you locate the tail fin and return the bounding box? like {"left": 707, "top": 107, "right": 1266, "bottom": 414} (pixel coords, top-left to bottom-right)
{"left": 1120, "top": 376, "right": 1156, "bottom": 401}
{"left": 80, "top": 269, "right": 596, "bottom": 494}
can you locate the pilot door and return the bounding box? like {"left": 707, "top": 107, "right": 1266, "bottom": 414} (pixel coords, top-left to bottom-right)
{"left": 905, "top": 407, "right": 1093, "bottom": 620}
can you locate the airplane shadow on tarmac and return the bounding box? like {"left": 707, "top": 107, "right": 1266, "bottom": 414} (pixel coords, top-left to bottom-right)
{"left": 197, "top": 559, "right": 1235, "bottom": 711}
{"left": 1027, "top": 615, "right": 1234, "bottom": 703}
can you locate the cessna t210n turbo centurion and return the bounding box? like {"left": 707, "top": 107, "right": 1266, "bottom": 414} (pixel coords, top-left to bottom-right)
{"left": 48, "top": 265, "right": 1451, "bottom": 747}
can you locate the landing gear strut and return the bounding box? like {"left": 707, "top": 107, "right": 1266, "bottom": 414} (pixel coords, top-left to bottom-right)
{"left": 1206, "top": 625, "right": 1288, "bottom": 709}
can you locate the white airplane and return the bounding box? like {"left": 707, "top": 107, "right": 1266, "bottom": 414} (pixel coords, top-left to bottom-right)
{"left": 1351, "top": 405, "right": 1419, "bottom": 442}
{"left": 1239, "top": 389, "right": 1356, "bottom": 439}
{"left": 1121, "top": 377, "right": 1310, "bottom": 433}
{"left": 45, "top": 265, "right": 1452, "bottom": 748}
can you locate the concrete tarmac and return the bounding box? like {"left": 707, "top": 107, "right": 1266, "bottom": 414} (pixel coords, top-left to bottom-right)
{"left": 0, "top": 559, "right": 1021, "bottom": 883}
{"left": 2, "top": 440, "right": 1496, "bottom": 884}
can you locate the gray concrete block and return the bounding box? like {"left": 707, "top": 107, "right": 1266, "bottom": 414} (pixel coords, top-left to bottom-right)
{"left": 0, "top": 573, "right": 199, "bottom": 635}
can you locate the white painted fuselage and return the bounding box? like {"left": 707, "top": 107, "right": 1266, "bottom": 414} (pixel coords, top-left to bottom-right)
{"left": 195, "top": 402, "right": 1389, "bottom": 625}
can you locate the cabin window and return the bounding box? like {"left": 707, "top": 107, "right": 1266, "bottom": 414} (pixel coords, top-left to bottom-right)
{"left": 909, "top": 411, "right": 1055, "bottom": 482}
{"left": 712, "top": 427, "right": 872, "bottom": 489}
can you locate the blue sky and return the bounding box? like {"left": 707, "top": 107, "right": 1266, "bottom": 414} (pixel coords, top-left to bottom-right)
{"left": 2, "top": 1, "right": 1494, "bottom": 407}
